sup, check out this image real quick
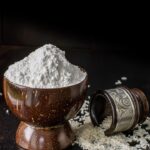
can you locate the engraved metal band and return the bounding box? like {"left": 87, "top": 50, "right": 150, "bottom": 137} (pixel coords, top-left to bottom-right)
{"left": 106, "top": 88, "right": 135, "bottom": 132}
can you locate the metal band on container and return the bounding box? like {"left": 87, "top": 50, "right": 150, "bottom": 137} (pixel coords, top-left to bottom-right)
{"left": 106, "top": 88, "right": 135, "bottom": 132}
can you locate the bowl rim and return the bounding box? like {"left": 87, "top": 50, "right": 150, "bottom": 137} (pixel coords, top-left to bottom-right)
{"left": 4, "top": 68, "right": 88, "bottom": 90}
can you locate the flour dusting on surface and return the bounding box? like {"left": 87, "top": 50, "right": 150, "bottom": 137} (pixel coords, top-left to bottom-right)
{"left": 121, "top": 76, "right": 127, "bottom": 81}
{"left": 70, "top": 100, "right": 150, "bottom": 150}
{"left": 4, "top": 44, "right": 86, "bottom": 88}
{"left": 115, "top": 80, "right": 122, "bottom": 85}
{"left": 5, "top": 109, "right": 10, "bottom": 115}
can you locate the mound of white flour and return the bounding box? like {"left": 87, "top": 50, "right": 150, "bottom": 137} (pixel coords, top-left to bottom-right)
{"left": 4, "top": 44, "right": 86, "bottom": 88}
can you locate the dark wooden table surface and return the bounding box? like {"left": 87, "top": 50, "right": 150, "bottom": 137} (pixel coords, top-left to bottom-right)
{"left": 0, "top": 45, "right": 150, "bottom": 149}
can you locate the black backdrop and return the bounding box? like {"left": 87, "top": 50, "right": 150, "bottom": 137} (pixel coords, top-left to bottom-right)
{"left": 0, "top": 7, "right": 149, "bottom": 53}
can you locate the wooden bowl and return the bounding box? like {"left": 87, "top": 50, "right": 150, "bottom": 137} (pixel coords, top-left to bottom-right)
{"left": 3, "top": 70, "right": 88, "bottom": 150}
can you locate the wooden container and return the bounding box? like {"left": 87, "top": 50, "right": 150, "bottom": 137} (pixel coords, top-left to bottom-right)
{"left": 3, "top": 71, "right": 88, "bottom": 150}
{"left": 89, "top": 87, "right": 149, "bottom": 135}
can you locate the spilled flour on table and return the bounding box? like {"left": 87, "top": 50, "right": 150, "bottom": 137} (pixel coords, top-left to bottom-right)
{"left": 70, "top": 100, "right": 150, "bottom": 150}
{"left": 121, "top": 76, "right": 128, "bottom": 81}
{"left": 5, "top": 109, "right": 10, "bottom": 115}
{"left": 115, "top": 80, "right": 122, "bottom": 85}
{"left": 4, "top": 44, "right": 86, "bottom": 88}
{"left": 114, "top": 76, "right": 128, "bottom": 86}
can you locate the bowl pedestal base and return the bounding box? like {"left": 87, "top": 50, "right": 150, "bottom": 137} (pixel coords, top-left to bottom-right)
{"left": 16, "top": 121, "right": 74, "bottom": 150}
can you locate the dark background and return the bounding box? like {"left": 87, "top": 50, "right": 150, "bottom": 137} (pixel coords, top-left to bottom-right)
{"left": 0, "top": 6, "right": 149, "bottom": 50}
{"left": 0, "top": 6, "right": 150, "bottom": 149}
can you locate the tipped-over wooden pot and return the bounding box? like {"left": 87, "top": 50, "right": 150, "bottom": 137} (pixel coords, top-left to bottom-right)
{"left": 90, "top": 86, "right": 149, "bottom": 135}
{"left": 3, "top": 70, "right": 88, "bottom": 150}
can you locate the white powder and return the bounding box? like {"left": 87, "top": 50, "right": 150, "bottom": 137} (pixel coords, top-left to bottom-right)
{"left": 115, "top": 76, "right": 128, "bottom": 86}
{"left": 121, "top": 76, "right": 127, "bottom": 81}
{"left": 70, "top": 99, "right": 150, "bottom": 150}
{"left": 88, "top": 84, "right": 91, "bottom": 88}
{"left": 87, "top": 96, "right": 91, "bottom": 99}
{"left": 5, "top": 109, "right": 10, "bottom": 115}
{"left": 115, "top": 80, "right": 122, "bottom": 85}
{"left": 4, "top": 44, "right": 86, "bottom": 88}
{"left": 100, "top": 116, "right": 112, "bottom": 130}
